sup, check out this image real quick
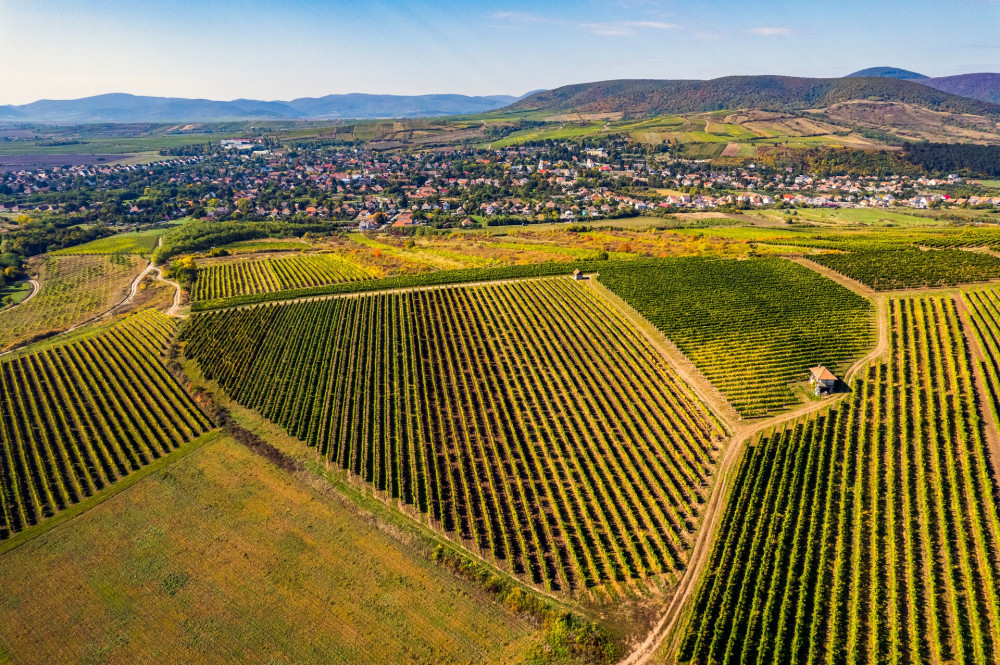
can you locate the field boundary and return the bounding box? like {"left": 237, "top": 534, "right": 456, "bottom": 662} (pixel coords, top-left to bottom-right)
{"left": 0, "top": 429, "right": 221, "bottom": 556}
{"left": 586, "top": 276, "right": 740, "bottom": 432}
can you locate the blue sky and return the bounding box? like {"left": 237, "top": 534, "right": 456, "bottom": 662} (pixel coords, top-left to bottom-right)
{"left": 1, "top": 0, "right": 998, "bottom": 104}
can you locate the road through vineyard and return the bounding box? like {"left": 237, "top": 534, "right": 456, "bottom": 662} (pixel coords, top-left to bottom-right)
{"left": 677, "top": 295, "right": 1000, "bottom": 665}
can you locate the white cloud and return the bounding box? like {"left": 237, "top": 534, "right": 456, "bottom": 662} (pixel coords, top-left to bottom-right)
{"left": 491, "top": 11, "right": 678, "bottom": 36}
{"left": 622, "top": 20, "right": 678, "bottom": 29}
{"left": 748, "top": 26, "right": 795, "bottom": 37}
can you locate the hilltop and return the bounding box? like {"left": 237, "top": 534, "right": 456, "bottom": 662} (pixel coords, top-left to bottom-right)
{"left": 845, "top": 67, "right": 929, "bottom": 80}
{"left": 510, "top": 75, "right": 1000, "bottom": 118}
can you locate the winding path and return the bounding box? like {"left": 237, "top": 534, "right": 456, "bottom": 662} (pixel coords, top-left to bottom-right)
{"left": 611, "top": 259, "right": 889, "bottom": 665}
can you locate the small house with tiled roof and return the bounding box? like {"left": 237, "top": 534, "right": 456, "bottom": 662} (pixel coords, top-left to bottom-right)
{"left": 810, "top": 366, "right": 838, "bottom": 396}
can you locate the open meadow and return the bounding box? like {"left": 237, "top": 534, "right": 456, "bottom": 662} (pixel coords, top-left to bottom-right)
{"left": 0, "top": 434, "right": 544, "bottom": 665}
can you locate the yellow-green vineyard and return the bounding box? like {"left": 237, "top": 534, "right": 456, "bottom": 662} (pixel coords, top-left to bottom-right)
{"left": 191, "top": 254, "right": 372, "bottom": 302}
{"left": 678, "top": 295, "right": 1000, "bottom": 665}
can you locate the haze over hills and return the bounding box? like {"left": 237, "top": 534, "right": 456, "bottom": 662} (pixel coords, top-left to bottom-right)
{"left": 511, "top": 75, "right": 1000, "bottom": 118}
{"left": 0, "top": 92, "right": 527, "bottom": 123}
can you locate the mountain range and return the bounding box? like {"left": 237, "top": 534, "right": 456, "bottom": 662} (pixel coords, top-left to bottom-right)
{"left": 0, "top": 68, "right": 996, "bottom": 123}
{"left": 846, "top": 67, "right": 1000, "bottom": 105}
{"left": 511, "top": 75, "right": 1000, "bottom": 117}
{"left": 0, "top": 92, "right": 529, "bottom": 124}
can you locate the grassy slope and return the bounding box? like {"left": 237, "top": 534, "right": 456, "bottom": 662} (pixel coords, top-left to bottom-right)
{"left": 0, "top": 434, "right": 543, "bottom": 665}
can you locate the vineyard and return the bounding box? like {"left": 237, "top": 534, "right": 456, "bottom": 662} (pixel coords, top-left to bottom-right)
{"left": 181, "top": 278, "right": 724, "bottom": 598}
{"left": 811, "top": 248, "right": 1000, "bottom": 290}
{"left": 677, "top": 295, "right": 1000, "bottom": 665}
{"left": 190, "top": 254, "right": 372, "bottom": 302}
{"left": 188, "top": 259, "right": 612, "bottom": 311}
{"left": 962, "top": 288, "right": 1000, "bottom": 431}
{"left": 598, "top": 257, "right": 873, "bottom": 418}
{"left": 0, "top": 253, "right": 145, "bottom": 351}
{"left": 0, "top": 309, "right": 211, "bottom": 540}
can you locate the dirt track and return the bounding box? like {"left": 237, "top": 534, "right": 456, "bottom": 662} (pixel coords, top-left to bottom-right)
{"left": 612, "top": 258, "right": 890, "bottom": 665}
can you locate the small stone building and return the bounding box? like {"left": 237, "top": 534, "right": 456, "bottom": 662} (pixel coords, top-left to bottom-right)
{"left": 810, "top": 366, "right": 838, "bottom": 396}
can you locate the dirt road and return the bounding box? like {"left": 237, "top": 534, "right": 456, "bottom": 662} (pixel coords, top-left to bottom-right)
{"left": 613, "top": 259, "right": 891, "bottom": 665}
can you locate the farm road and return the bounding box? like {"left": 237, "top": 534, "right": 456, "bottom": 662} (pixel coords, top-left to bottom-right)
{"left": 618, "top": 259, "right": 1000, "bottom": 664}
{"left": 612, "top": 259, "right": 891, "bottom": 665}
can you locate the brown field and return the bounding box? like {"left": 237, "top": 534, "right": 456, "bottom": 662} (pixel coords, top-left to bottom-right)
{"left": 0, "top": 434, "right": 543, "bottom": 665}
{"left": 821, "top": 101, "right": 1000, "bottom": 144}
{"left": 720, "top": 142, "right": 741, "bottom": 157}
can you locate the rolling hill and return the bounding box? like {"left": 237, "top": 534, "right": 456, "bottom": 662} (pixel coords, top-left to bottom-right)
{"left": 0, "top": 92, "right": 525, "bottom": 123}
{"left": 844, "top": 67, "right": 1000, "bottom": 105}
{"left": 922, "top": 73, "right": 1000, "bottom": 105}
{"left": 510, "top": 75, "right": 1000, "bottom": 118}
{"left": 846, "top": 67, "right": 928, "bottom": 80}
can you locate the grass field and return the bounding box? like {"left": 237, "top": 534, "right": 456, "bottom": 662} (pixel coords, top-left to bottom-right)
{"left": 0, "top": 434, "right": 544, "bottom": 665}
{"left": 0, "top": 280, "right": 33, "bottom": 308}
{"left": 598, "top": 257, "right": 874, "bottom": 418}
{"left": 50, "top": 229, "right": 163, "bottom": 256}
{"left": 181, "top": 278, "right": 724, "bottom": 599}
{"left": 0, "top": 254, "right": 145, "bottom": 351}
{"left": 676, "top": 295, "right": 1000, "bottom": 665}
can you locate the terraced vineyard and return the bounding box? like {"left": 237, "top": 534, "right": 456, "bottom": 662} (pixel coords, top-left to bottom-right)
{"left": 0, "top": 254, "right": 146, "bottom": 351}
{"left": 811, "top": 248, "right": 1000, "bottom": 290}
{"left": 181, "top": 278, "right": 724, "bottom": 597}
{"left": 598, "top": 257, "right": 873, "bottom": 418}
{"left": 0, "top": 310, "right": 211, "bottom": 539}
{"left": 191, "top": 254, "right": 371, "bottom": 301}
{"left": 678, "top": 295, "right": 1000, "bottom": 665}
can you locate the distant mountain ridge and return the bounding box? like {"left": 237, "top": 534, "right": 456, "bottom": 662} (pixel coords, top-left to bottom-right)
{"left": 511, "top": 75, "right": 1000, "bottom": 118}
{"left": 845, "top": 67, "right": 1000, "bottom": 105}
{"left": 921, "top": 74, "right": 1000, "bottom": 105}
{"left": 0, "top": 92, "right": 529, "bottom": 124}
{"left": 846, "top": 67, "right": 929, "bottom": 80}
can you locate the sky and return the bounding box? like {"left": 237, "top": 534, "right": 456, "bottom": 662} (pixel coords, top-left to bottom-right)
{"left": 1, "top": 0, "right": 998, "bottom": 105}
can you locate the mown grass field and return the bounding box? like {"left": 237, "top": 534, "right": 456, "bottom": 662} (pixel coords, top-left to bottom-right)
{"left": 50, "top": 229, "right": 163, "bottom": 255}
{"left": 0, "top": 434, "right": 544, "bottom": 665}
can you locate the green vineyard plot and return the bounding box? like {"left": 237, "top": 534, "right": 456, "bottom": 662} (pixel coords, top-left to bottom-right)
{"left": 181, "top": 278, "right": 724, "bottom": 599}
{"left": 811, "top": 248, "right": 1000, "bottom": 291}
{"left": 191, "top": 254, "right": 372, "bottom": 302}
{"left": 678, "top": 295, "right": 1000, "bottom": 665}
{"left": 598, "top": 257, "right": 874, "bottom": 418}
{"left": 0, "top": 310, "right": 212, "bottom": 540}
{"left": 0, "top": 254, "right": 146, "bottom": 351}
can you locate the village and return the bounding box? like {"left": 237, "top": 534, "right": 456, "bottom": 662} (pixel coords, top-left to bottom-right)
{"left": 1, "top": 140, "right": 999, "bottom": 231}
